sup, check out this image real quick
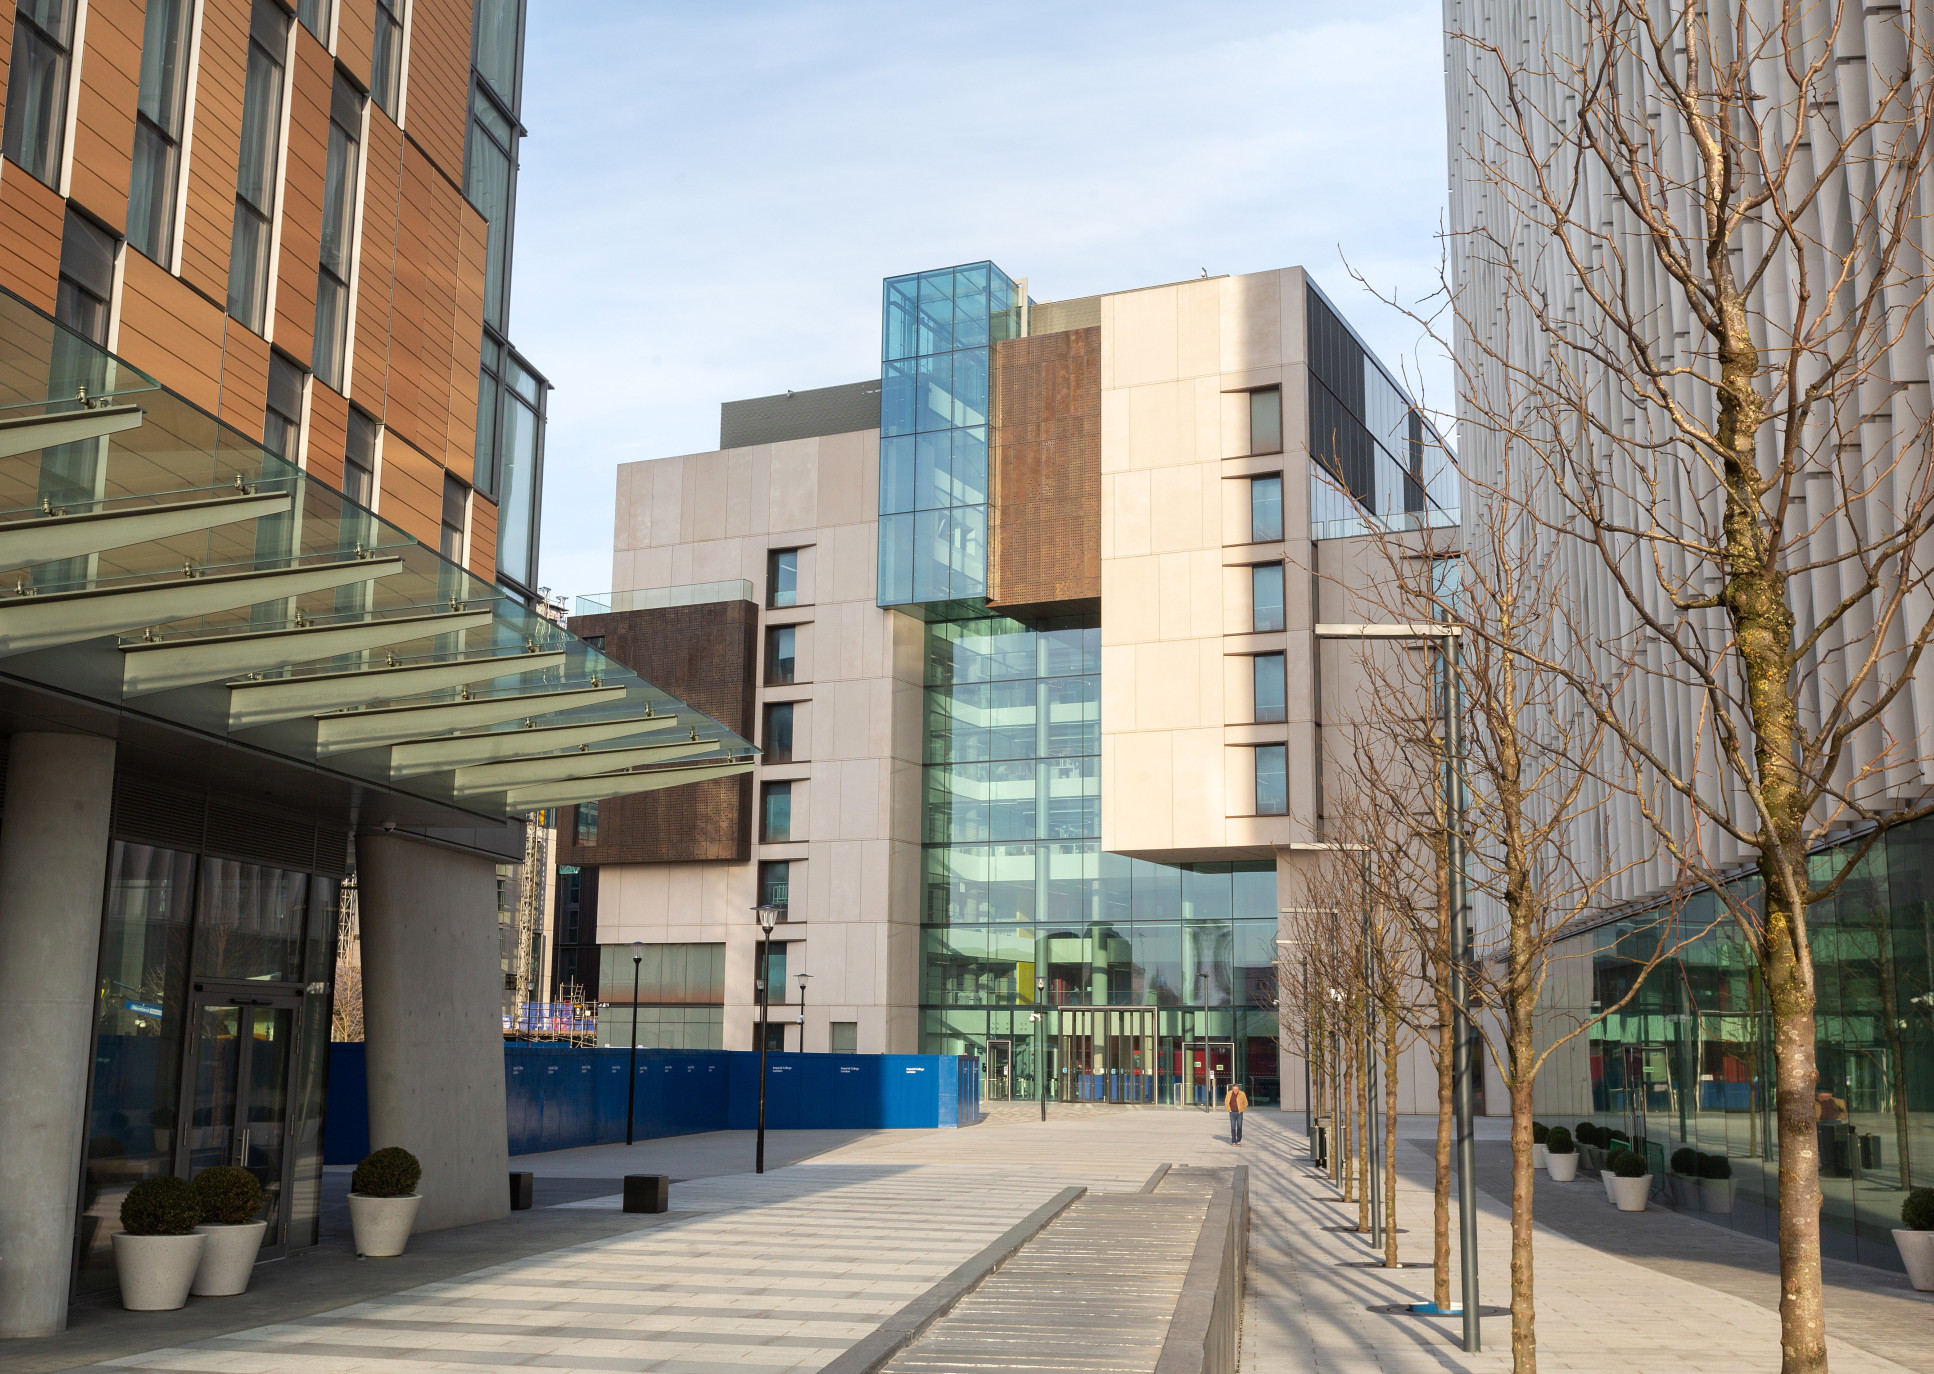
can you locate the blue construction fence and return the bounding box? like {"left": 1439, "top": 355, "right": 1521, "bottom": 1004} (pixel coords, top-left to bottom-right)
{"left": 324, "top": 1044, "right": 981, "bottom": 1164}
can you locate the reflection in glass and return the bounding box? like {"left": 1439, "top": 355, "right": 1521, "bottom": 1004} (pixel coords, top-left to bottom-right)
{"left": 1252, "top": 564, "right": 1286, "bottom": 633}
{"left": 195, "top": 859, "right": 309, "bottom": 980}
{"left": 1253, "top": 653, "right": 1286, "bottom": 723}
{"left": 1254, "top": 745, "right": 1287, "bottom": 815}
{"left": 1250, "top": 475, "right": 1283, "bottom": 543}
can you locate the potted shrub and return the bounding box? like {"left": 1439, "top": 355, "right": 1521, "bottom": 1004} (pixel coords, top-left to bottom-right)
{"left": 1698, "top": 1151, "right": 1734, "bottom": 1213}
{"left": 1670, "top": 1147, "right": 1700, "bottom": 1209}
{"left": 1576, "top": 1122, "right": 1603, "bottom": 1172}
{"left": 1894, "top": 1188, "right": 1934, "bottom": 1292}
{"left": 1531, "top": 1121, "right": 1550, "bottom": 1171}
{"left": 1545, "top": 1126, "right": 1578, "bottom": 1181}
{"left": 1610, "top": 1148, "right": 1652, "bottom": 1211}
{"left": 189, "top": 1166, "right": 267, "bottom": 1296}
{"left": 1602, "top": 1147, "right": 1629, "bottom": 1203}
{"left": 349, "top": 1146, "right": 422, "bottom": 1257}
{"left": 113, "top": 1176, "right": 204, "bottom": 1311}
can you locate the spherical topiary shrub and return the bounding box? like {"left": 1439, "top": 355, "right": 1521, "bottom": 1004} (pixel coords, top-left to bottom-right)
{"left": 1901, "top": 1187, "right": 1934, "bottom": 1231}
{"left": 1546, "top": 1126, "right": 1575, "bottom": 1155}
{"left": 352, "top": 1146, "right": 422, "bottom": 1198}
{"left": 193, "top": 1166, "right": 265, "bottom": 1225}
{"left": 1532, "top": 1121, "right": 1550, "bottom": 1145}
{"left": 1671, "top": 1147, "right": 1699, "bottom": 1176}
{"left": 1575, "top": 1122, "right": 1597, "bottom": 1146}
{"left": 1698, "top": 1152, "right": 1733, "bottom": 1180}
{"left": 1613, "top": 1150, "right": 1650, "bottom": 1178}
{"left": 120, "top": 1176, "right": 202, "bottom": 1236}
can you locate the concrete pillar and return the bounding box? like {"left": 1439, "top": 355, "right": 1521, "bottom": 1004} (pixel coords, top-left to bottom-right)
{"left": 356, "top": 832, "right": 510, "bottom": 1233}
{"left": 0, "top": 733, "right": 116, "bottom": 1337}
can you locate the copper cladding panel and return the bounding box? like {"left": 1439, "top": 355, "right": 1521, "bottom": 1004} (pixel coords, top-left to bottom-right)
{"left": 988, "top": 325, "right": 1101, "bottom": 611}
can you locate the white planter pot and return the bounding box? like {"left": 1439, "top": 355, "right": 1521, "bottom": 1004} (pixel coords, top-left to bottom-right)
{"left": 191, "top": 1220, "right": 267, "bottom": 1296}
{"left": 1669, "top": 1175, "right": 1696, "bottom": 1209}
{"left": 1532, "top": 1144, "right": 1548, "bottom": 1170}
{"left": 1700, "top": 1178, "right": 1735, "bottom": 1214}
{"left": 1603, "top": 1170, "right": 1619, "bottom": 1204}
{"left": 1546, "top": 1152, "right": 1578, "bottom": 1181}
{"left": 112, "top": 1232, "right": 206, "bottom": 1311}
{"left": 1612, "top": 1174, "right": 1652, "bottom": 1212}
{"left": 1893, "top": 1229, "right": 1934, "bottom": 1292}
{"left": 349, "top": 1194, "right": 421, "bottom": 1257}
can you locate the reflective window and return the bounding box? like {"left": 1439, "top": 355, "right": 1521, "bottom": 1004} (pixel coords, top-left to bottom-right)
{"left": 1249, "top": 475, "right": 1283, "bottom": 544}
{"left": 440, "top": 473, "right": 468, "bottom": 563}
{"left": 761, "top": 781, "right": 792, "bottom": 843}
{"left": 473, "top": 0, "right": 522, "bottom": 108}
{"left": 768, "top": 548, "right": 799, "bottom": 607}
{"left": 765, "top": 625, "right": 796, "bottom": 685}
{"left": 370, "top": 0, "right": 403, "bottom": 114}
{"left": 2, "top": 0, "right": 75, "bottom": 186}
{"left": 831, "top": 1021, "right": 857, "bottom": 1053}
{"left": 227, "top": 0, "right": 288, "bottom": 331}
{"left": 195, "top": 858, "right": 310, "bottom": 980}
{"left": 312, "top": 75, "right": 362, "bottom": 390}
{"left": 763, "top": 701, "right": 794, "bottom": 763}
{"left": 466, "top": 83, "right": 516, "bottom": 333}
{"left": 295, "top": 0, "right": 330, "bottom": 38}
{"left": 128, "top": 0, "right": 192, "bottom": 262}
{"left": 1249, "top": 388, "right": 1282, "bottom": 455}
{"left": 263, "top": 353, "right": 304, "bottom": 461}
{"left": 1251, "top": 564, "right": 1285, "bottom": 633}
{"left": 1253, "top": 653, "right": 1286, "bottom": 724}
{"left": 758, "top": 859, "right": 789, "bottom": 908}
{"left": 56, "top": 210, "right": 115, "bottom": 345}
{"left": 575, "top": 800, "right": 598, "bottom": 845}
{"left": 343, "top": 409, "right": 377, "bottom": 508}
{"left": 1254, "top": 745, "right": 1287, "bottom": 815}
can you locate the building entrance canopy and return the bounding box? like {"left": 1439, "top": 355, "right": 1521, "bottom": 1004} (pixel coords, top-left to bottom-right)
{"left": 0, "top": 288, "right": 753, "bottom": 821}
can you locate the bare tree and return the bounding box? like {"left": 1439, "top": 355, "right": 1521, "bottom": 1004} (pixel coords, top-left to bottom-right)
{"left": 1444, "top": 3, "right": 1934, "bottom": 1367}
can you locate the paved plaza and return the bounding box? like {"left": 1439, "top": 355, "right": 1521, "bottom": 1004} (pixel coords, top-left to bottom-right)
{"left": 12, "top": 1108, "right": 1931, "bottom": 1374}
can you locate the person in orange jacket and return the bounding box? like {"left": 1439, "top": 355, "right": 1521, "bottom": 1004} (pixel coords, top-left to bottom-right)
{"left": 1226, "top": 1083, "right": 1249, "bottom": 1145}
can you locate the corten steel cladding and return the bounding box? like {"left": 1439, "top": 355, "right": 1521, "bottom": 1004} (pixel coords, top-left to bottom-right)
{"left": 988, "top": 327, "right": 1101, "bottom": 611}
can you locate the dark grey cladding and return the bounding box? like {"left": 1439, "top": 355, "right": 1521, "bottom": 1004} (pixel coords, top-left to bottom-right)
{"left": 719, "top": 379, "right": 881, "bottom": 448}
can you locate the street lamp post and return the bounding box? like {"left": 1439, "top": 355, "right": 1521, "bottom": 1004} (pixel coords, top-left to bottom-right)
{"left": 625, "top": 942, "right": 644, "bottom": 1146}
{"left": 1315, "top": 620, "right": 1478, "bottom": 1351}
{"left": 795, "top": 972, "right": 812, "bottom": 1049}
{"left": 752, "top": 904, "right": 782, "bottom": 1173}
{"left": 1036, "top": 975, "right": 1047, "bottom": 1121}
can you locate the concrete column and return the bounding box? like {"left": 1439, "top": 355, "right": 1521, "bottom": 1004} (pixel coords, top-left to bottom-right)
{"left": 356, "top": 832, "right": 510, "bottom": 1233}
{"left": 0, "top": 732, "right": 116, "bottom": 1337}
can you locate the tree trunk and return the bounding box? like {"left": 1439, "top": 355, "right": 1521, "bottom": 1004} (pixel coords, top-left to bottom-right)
{"left": 1765, "top": 876, "right": 1827, "bottom": 1374}
{"left": 1384, "top": 1010, "right": 1400, "bottom": 1268}
{"left": 1510, "top": 1076, "right": 1537, "bottom": 1373}
{"left": 1357, "top": 1001, "right": 1371, "bottom": 1230}
{"left": 1344, "top": 1026, "right": 1357, "bottom": 1202}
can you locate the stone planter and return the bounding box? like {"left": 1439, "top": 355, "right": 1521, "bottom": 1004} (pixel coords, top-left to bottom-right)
{"left": 1669, "top": 1174, "right": 1697, "bottom": 1209}
{"left": 1700, "top": 1178, "right": 1735, "bottom": 1214}
{"left": 112, "top": 1232, "right": 206, "bottom": 1311}
{"left": 349, "top": 1194, "right": 421, "bottom": 1257}
{"left": 1546, "top": 1151, "right": 1578, "bottom": 1182}
{"left": 190, "top": 1220, "right": 267, "bottom": 1296}
{"left": 1612, "top": 1174, "right": 1652, "bottom": 1212}
{"left": 1533, "top": 1144, "right": 1548, "bottom": 1171}
{"left": 1602, "top": 1169, "right": 1618, "bottom": 1204}
{"left": 1892, "top": 1229, "right": 1934, "bottom": 1292}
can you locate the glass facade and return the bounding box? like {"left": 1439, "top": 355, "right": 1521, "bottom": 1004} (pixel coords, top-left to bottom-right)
{"left": 1567, "top": 817, "right": 1934, "bottom": 1271}
{"left": 876, "top": 262, "right": 1019, "bottom": 608}
{"left": 916, "top": 614, "right": 1280, "bottom": 1103}
{"left": 595, "top": 941, "right": 725, "bottom": 1050}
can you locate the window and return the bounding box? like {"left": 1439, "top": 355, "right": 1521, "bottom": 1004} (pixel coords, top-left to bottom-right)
{"left": 2, "top": 0, "right": 76, "bottom": 187}
{"left": 227, "top": 0, "right": 288, "bottom": 331}
{"left": 758, "top": 859, "right": 790, "bottom": 910}
{"left": 127, "top": 0, "right": 193, "bottom": 262}
{"left": 370, "top": 0, "right": 403, "bottom": 114}
{"left": 472, "top": 0, "right": 522, "bottom": 107}
{"left": 761, "top": 781, "right": 792, "bottom": 843}
{"left": 768, "top": 548, "right": 799, "bottom": 608}
{"left": 1249, "top": 387, "right": 1282, "bottom": 455}
{"left": 766, "top": 625, "right": 796, "bottom": 685}
{"left": 1255, "top": 744, "right": 1287, "bottom": 815}
{"left": 343, "top": 409, "right": 377, "bottom": 507}
{"left": 464, "top": 84, "right": 516, "bottom": 333}
{"left": 754, "top": 1021, "right": 786, "bottom": 1051}
{"left": 763, "top": 701, "right": 794, "bottom": 763}
{"left": 576, "top": 800, "right": 598, "bottom": 846}
{"left": 474, "top": 338, "right": 545, "bottom": 588}
{"left": 440, "top": 473, "right": 468, "bottom": 563}
{"left": 1249, "top": 475, "right": 1283, "bottom": 544}
{"left": 312, "top": 75, "right": 362, "bottom": 390}
{"left": 56, "top": 211, "right": 115, "bottom": 345}
{"left": 1251, "top": 564, "right": 1285, "bottom": 633}
{"left": 830, "top": 1021, "right": 857, "bottom": 1054}
{"left": 263, "top": 354, "right": 303, "bottom": 461}
{"left": 1253, "top": 653, "right": 1286, "bottom": 725}
{"left": 756, "top": 940, "right": 788, "bottom": 1004}
{"left": 295, "top": 0, "right": 330, "bottom": 38}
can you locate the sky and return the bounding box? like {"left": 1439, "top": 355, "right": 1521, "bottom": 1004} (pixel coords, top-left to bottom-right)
{"left": 513, "top": 0, "right": 1453, "bottom": 602}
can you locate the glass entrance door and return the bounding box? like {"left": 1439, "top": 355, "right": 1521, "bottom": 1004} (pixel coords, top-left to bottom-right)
{"left": 182, "top": 993, "right": 298, "bottom": 1256}
{"left": 987, "top": 1039, "right": 1013, "bottom": 1101}
{"left": 1186, "top": 1041, "right": 1234, "bottom": 1106}
{"left": 1057, "top": 1009, "right": 1157, "bottom": 1102}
